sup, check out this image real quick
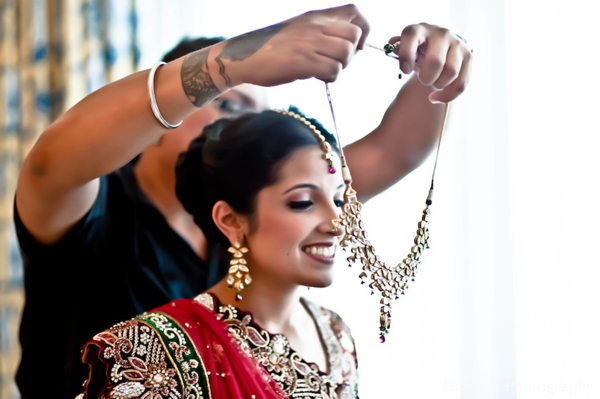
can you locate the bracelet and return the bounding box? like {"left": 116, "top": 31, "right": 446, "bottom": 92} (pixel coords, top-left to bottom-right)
{"left": 148, "top": 61, "right": 182, "bottom": 129}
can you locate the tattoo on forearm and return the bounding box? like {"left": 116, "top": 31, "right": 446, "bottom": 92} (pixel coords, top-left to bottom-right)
{"left": 181, "top": 50, "right": 220, "bottom": 107}
{"left": 215, "top": 23, "right": 289, "bottom": 88}
{"left": 215, "top": 58, "right": 230, "bottom": 88}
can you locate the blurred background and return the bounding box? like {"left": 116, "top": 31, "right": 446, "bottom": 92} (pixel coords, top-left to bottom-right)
{"left": 1, "top": 0, "right": 599, "bottom": 398}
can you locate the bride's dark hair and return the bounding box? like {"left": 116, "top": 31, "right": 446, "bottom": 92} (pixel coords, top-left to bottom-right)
{"left": 175, "top": 105, "right": 339, "bottom": 251}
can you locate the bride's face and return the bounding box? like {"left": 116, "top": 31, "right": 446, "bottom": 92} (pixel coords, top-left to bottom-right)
{"left": 243, "top": 145, "right": 345, "bottom": 289}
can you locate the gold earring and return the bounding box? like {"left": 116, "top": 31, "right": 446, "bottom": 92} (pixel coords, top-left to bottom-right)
{"left": 227, "top": 240, "right": 250, "bottom": 301}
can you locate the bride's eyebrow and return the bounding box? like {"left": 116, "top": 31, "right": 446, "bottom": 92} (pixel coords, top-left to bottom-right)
{"left": 283, "top": 183, "right": 317, "bottom": 194}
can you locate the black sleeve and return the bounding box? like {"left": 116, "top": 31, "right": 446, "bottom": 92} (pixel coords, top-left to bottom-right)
{"left": 13, "top": 175, "right": 114, "bottom": 273}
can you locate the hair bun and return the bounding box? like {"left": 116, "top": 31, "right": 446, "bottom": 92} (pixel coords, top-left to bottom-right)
{"left": 175, "top": 131, "right": 223, "bottom": 244}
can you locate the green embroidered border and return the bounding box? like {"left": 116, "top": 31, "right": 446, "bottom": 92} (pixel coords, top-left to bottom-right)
{"left": 138, "top": 311, "right": 211, "bottom": 398}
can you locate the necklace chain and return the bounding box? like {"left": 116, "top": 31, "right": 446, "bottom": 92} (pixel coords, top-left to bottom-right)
{"left": 325, "top": 82, "right": 450, "bottom": 342}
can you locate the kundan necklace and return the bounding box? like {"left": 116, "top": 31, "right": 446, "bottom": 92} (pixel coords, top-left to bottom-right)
{"left": 325, "top": 43, "right": 451, "bottom": 342}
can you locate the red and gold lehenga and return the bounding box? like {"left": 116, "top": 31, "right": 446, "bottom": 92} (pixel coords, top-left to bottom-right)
{"left": 78, "top": 293, "right": 359, "bottom": 398}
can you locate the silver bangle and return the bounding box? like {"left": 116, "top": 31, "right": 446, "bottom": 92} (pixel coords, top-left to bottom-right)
{"left": 148, "top": 61, "right": 182, "bottom": 129}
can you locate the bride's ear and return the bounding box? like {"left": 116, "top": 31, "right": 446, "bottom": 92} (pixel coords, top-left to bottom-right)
{"left": 212, "top": 200, "right": 248, "bottom": 243}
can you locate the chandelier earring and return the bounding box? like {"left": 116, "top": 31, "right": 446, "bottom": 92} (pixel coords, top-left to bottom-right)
{"left": 227, "top": 240, "right": 251, "bottom": 301}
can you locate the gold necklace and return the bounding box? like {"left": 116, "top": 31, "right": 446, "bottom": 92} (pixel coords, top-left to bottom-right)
{"left": 325, "top": 75, "right": 450, "bottom": 342}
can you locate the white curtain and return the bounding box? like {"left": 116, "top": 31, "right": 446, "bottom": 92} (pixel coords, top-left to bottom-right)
{"left": 505, "top": 0, "right": 600, "bottom": 398}
{"left": 137, "top": 1, "right": 600, "bottom": 398}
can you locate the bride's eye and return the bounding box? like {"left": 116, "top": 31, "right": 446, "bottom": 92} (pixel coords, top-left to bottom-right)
{"left": 289, "top": 200, "right": 313, "bottom": 210}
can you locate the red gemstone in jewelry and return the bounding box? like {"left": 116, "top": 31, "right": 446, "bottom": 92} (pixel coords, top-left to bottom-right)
{"left": 235, "top": 293, "right": 242, "bottom": 301}
{"left": 379, "top": 334, "right": 386, "bottom": 343}
{"left": 329, "top": 166, "right": 336, "bottom": 174}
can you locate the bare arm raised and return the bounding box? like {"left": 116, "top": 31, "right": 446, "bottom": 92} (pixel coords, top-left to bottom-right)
{"left": 345, "top": 23, "right": 473, "bottom": 202}
{"left": 15, "top": 4, "right": 368, "bottom": 244}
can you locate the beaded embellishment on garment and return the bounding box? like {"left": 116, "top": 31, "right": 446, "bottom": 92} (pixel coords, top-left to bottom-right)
{"left": 88, "top": 313, "right": 208, "bottom": 398}
{"left": 195, "top": 293, "right": 359, "bottom": 398}
{"left": 81, "top": 295, "right": 358, "bottom": 398}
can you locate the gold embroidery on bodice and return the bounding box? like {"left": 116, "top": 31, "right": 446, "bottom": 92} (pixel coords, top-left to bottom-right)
{"left": 195, "top": 293, "right": 358, "bottom": 398}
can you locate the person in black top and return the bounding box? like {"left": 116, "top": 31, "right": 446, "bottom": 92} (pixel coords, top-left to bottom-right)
{"left": 13, "top": 4, "right": 473, "bottom": 398}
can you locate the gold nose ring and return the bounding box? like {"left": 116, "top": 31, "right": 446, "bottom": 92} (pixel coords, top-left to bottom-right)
{"left": 331, "top": 219, "right": 341, "bottom": 232}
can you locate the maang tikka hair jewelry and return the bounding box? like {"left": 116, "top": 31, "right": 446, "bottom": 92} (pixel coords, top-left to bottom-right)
{"left": 273, "top": 109, "right": 337, "bottom": 174}
{"left": 227, "top": 240, "right": 250, "bottom": 301}
{"left": 324, "top": 63, "right": 451, "bottom": 343}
